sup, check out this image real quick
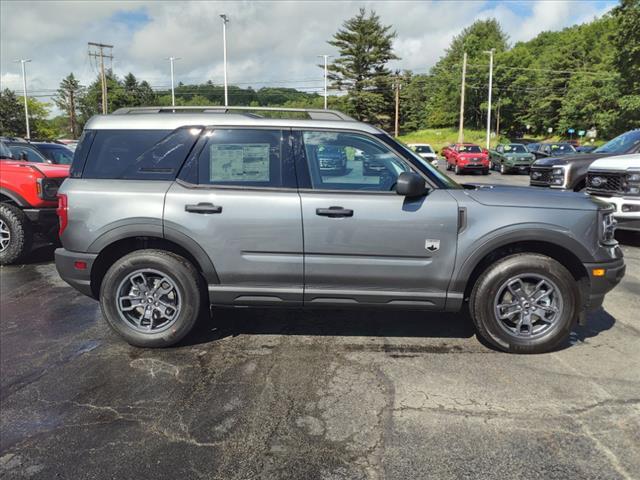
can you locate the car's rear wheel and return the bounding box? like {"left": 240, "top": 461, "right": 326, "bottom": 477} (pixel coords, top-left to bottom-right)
{"left": 100, "top": 249, "right": 204, "bottom": 347}
{"left": 470, "top": 253, "right": 578, "bottom": 354}
{"left": 0, "top": 203, "right": 32, "bottom": 265}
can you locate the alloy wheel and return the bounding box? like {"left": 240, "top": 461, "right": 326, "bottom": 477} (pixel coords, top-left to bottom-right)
{"left": 0, "top": 219, "right": 10, "bottom": 252}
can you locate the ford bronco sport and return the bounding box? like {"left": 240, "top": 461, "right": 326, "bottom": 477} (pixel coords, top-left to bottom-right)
{"left": 55, "top": 107, "right": 625, "bottom": 353}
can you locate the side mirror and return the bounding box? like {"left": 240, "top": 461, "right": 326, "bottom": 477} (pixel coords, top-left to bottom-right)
{"left": 396, "top": 171, "right": 428, "bottom": 198}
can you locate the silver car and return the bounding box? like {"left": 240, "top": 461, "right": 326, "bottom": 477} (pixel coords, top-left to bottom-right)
{"left": 55, "top": 107, "right": 625, "bottom": 353}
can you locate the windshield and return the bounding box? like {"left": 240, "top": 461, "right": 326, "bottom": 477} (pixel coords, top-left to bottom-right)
{"left": 594, "top": 130, "right": 640, "bottom": 154}
{"left": 8, "top": 145, "right": 48, "bottom": 163}
{"left": 415, "top": 145, "right": 433, "bottom": 153}
{"left": 549, "top": 144, "right": 576, "bottom": 155}
{"left": 458, "top": 145, "right": 482, "bottom": 153}
{"left": 383, "top": 135, "right": 461, "bottom": 189}
{"left": 38, "top": 145, "right": 74, "bottom": 165}
{"left": 504, "top": 144, "right": 527, "bottom": 153}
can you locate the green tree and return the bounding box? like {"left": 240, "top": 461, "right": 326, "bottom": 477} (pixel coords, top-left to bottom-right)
{"left": 611, "top": 0, "right": 640, "bottom": 130}
{"left": 0, "top": 89, "right": 24, "bottom": 136}
{"left": 54, "top": 73, "right": 83, "bottom": 138}
{"left": 327, "top": 8, "right": 399, "bottom": 128}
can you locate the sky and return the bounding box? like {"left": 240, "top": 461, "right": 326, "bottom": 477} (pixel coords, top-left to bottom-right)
{"left": 0, "top": 0, "right": 617, "bottom": 109}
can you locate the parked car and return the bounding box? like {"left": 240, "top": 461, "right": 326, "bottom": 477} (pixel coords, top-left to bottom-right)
{"left": 317, "top": 145, "right": 348, "bottom": 175}
{"left": 55, "top": 106, "right": 624, "bottom": 354}
{"left": 530, "top": 130, "right": 640, "bottom": 191}
{"left": 408, "top": 143, "right": 438, "bottom": 167}
{"left": 576, "top": 145, "right": 597, "bottom": 154}
{"left": 31, "top": 142, "right": 75, "bottom": 165}
{"left": 489, "top": 143, "right": 536, "bottom": 174}
{"left": 527, "top": 142, "right": 577, "bottom": 160}
{"left": 0, "top": 141, "right": 69, "bottom": 265}
{"left": 442, "top": 143, "right": 489, "bottom": 175}
{"left": 586, "top": 154, "right": 640, "bottom": 232}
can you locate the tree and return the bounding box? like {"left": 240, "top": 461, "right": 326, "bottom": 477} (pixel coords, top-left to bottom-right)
{"left": 327, "top": 8, "right": 399, "bottom": 128}
{"left": 0, "top": 89, "right": 24, "bottom": 136}
{"left": 54, "top": 73, "right": 83, "bottom": 138}
{"left": 611, "top": 0, "right": 640, "bottom": 130}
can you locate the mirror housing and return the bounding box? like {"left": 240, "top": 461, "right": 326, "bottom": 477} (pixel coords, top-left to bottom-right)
{"left": 396, "top": 172, "right": 428, "bottom": 198}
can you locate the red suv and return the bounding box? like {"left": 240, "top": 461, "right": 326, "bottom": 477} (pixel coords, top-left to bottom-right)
{"left": 442, "top": 143, "right": 490, "bottom": 175}
{"left": 0, "top": 141, "right": 69, "bottom": 264}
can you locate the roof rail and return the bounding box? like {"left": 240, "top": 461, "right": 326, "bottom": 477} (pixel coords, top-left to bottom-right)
{"left": 111, "top": 106, "right": 354, "bottom": 121}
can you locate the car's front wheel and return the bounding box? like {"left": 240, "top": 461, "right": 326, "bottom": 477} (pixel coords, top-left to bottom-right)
{"left": 454, "top": 164, "right": 462, "bottom": 175}
{"left": 100, "top": 249, "right": 204, "bottom": 347}
{"left": 500, "top": 163, "right": 508, "bottom": 174}
{"left": 470, "top": 253, "right": 578, "bottom": 354}
{"left": 0, "top": 203, "right": 32, "bottom": 265}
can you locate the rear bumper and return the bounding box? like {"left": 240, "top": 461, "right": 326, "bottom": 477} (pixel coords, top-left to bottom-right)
{"left": 583, "top": 258, "right": 626, "bottom": 310}
{"left": 55, "top": 248, "right": 98, "bottom": 298}
{"left": 23, "top": 208, "right": 58, "bottom": 235}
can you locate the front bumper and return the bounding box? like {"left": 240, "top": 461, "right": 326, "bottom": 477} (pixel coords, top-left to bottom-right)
{"left": 592, "top": 195, "right": 640, "bottom": 232}
{"left": 583, "top": 258, "right": 626, "bottom": 310}
{"left": 55, "top": 248, "right": 98, "bottom": 298}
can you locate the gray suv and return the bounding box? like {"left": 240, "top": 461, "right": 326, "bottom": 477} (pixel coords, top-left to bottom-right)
{"left": 55, "top": 107, "right": 625, "bottom": 353}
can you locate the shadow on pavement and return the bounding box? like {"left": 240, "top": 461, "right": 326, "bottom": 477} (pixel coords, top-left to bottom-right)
{"left": 21, "top": 243, "right": 56, "bottom": 264}
{"left": 616, "top": 230, "right": 640, "bottom": 247}
{"left": 181, "top": 307, "right": 477, "bottom": 348}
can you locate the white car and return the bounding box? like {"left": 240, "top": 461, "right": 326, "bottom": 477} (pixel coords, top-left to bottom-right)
{"left": 408, "top": 143, "right": 439, "bottom": 167}
{"left": 587, "top": 153, "right": 640, "bottom": 232}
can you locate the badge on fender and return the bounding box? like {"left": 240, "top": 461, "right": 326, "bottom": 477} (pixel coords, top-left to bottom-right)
{"left": 425, "top": 239, "right": 440, "bottom": 252}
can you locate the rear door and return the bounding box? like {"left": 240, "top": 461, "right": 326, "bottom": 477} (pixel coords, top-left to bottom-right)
{"left": 164, "top": 128, "right": 304, "bottom": 305}
{"left": 294, "top": 130, "right": 459, "bottom": 309}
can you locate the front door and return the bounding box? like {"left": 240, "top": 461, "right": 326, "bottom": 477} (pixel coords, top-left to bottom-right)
{"left": 164, "top": 128, "right": 303, "bottom": 305}
{"left": 295, "top": 130, "right": 459, "bottom": 309}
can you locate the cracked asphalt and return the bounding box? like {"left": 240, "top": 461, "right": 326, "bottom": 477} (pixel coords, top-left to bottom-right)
{"left": 1, "top": 171, "right": 639, "bottom": 479}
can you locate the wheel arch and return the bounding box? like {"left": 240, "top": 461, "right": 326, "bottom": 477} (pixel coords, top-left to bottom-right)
{"left": 0, "top": 188, "right": 28, "bottom": 207}
{"left": 89, "top": 231, "right": 219, "bottom": 299}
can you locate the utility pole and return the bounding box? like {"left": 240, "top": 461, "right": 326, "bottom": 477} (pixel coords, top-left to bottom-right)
{"left": 15, "top": 59, "right": 31, "bottom": 140}
{"left": 484, "top": 48, "right": 495, "bottom": 149}
{"left": 457, "top": 52, "right": 467, "bottom": 144}
{"left": 394, "top": 71, "right": 401, "bottom": 137}
{"left": 88, "top": 42, "right": 113, "bottom": 114}
{"left": 167, "top": 56, "right": 181, "bottom": 107}
{"left": 318, "top": 55, "right": 331, "bottom": 109}
{"left": 220, "top": 14, "right": 229, "bottom": 106}
{"left": 495, "top": 98, "right": 501, "bottom": 138}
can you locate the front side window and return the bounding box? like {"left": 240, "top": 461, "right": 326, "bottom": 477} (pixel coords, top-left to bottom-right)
{"left": 301, "top": 131, "right": 411, "bottom": 192}
{"left": 38, "top": 146, "right": 74, "bottom": 165}
{"left": 9, "top": 145, "right": 47, "bottom": 163}
{"left": 197, "top": 129, "right": 285, "bottom": 187}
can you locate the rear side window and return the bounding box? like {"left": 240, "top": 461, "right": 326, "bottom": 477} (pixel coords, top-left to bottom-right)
{"left": 82, "top": 129, "right": 199, "bottom": 180}
{"left": 196, "top": 129, "right": 287, "bottom": 188}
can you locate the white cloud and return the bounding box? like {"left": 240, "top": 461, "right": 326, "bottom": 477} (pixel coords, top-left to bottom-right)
{"left": 0, "top": 0, "right": 616, "bottom": 112}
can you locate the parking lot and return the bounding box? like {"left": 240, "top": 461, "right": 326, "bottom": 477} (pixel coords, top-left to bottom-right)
{"left": 1, "top": 169, "right": 639, "bottom": 480}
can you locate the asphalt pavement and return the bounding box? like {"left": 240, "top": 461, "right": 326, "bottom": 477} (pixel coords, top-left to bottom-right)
{"left": 1, "top": 169, "right": 639, "bottom": 480}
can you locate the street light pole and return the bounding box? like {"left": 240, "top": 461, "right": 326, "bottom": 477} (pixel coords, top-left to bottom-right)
{"left": 16, "top": 59, "right": 32, "bottom": 140}
{"left": 220, "top": 14, "right": 229, "bottom": 107}
{"left": 318, "top": 55, "right": 331, "bottom": 109}
{"left": 167, "top": 56, "right": 181, "bottom": 106}
{"left": 484, "top": 48, "right": 495, "bottom": 150}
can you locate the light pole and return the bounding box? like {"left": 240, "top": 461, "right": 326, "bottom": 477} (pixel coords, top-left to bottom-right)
{"left": 484, "top": 49, "right": 495, "bottom": 149}
{"left": 15, "top": 59, "right": 32, "bottom": 140}
{"left": 167, "top": 56, "right": 181, "bottom": 106}
{"left": 318, "top": 55, "right": 331, "bottom": 110}
{"left": 220, "top": 14, "right": 229, "bottom": 106}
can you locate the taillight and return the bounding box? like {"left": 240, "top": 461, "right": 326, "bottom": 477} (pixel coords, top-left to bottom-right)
{"left": 57, "top": 194, "right": 68, "bottom": 236}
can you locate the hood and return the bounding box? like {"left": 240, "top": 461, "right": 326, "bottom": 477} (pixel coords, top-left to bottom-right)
{"left": 589, "top": 154, "right": 640, "bottom": 171}
{"left": 29, "top": 162, "right": 70, "bottom": 178}
{"left": 458, "top": 152, "right": 486, "bottom": 158}
{"left": 532, "top": 152, "right": 609, "bottom": 167}
{"left": 464, "top": 184, "right": 603, "bottom": 211}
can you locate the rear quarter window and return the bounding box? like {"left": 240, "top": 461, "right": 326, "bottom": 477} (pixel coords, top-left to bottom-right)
{"left": 81, "top": 129, "right": 200, "bottom": 180}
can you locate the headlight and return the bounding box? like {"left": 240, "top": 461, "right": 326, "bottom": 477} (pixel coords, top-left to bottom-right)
{"left": 600, "top": 210, "right": 617, "bottom": 245}
{"left": 37, "top": 178, "right": 60, "bottom": 200}
{"left": 626, "top": 170, "right": 640, "bottom": 195}
{"left": 552, "top": 167, "right": 564, "bottom": 175}
{"left": 550, "top": 166, "right": 566, "bottom": 186}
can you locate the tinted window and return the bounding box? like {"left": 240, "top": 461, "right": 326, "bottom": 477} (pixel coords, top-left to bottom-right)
{"left": 0, "top": 141, "right": 12, "bottom": 159}
{"left": 83, "top": 129, "right": 176, "bottom": 179}
{"left": 505, "top": 144, "right": 527, "bottom": 153}
{"left": 37, "top": 145, "right": 74, "bottom": 165}
{"left": 302, "top": 131, "right": 411, "bottom": 192}
{"left": 8, "top": 145, "right": 47, "bottom": 163}
{"left": 197, "top": 129, "right": 285, "bottom": 187}
{"left": 414, "top": 145, "right": 433, "bottom": 153}
{"left": 458, "top": 145, "right": 482, "bottom": 153}
{"left": 595, "top": 130, "right": 640, "bottom": 154}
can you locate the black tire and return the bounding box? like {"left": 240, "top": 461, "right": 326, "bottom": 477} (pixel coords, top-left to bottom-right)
{"left": 454, "top": 164, "right": 461, "bottom": 175}
{"left": 99, "top": 249, "right": 204, "bottom": 348}
{"left": 500, "top": 163, "right": 508, "bottom": 174}
{"left": 482, "top": 168, "right": 489, "bottom": 175}
{"left": 469, "top": 253, "right": 578, "bottom": 354}
{"left": 0, "top": 203, "right": 33, "bottom": 266}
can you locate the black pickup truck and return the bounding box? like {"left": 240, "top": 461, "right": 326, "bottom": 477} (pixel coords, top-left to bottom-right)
{"left": 529, "top": 130, "right": 640, "bottom": 190}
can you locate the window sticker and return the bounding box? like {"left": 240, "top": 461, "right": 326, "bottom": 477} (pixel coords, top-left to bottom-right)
{"left": 210, "top": 143, "right": 270, "bottom": 181}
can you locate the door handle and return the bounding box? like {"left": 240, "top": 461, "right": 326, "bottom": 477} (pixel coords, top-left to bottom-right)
{"left": 316, "top": 206, "right": 353, "bottom": 218}
{"left": 185, "top": 202, "right": 223, "bottom": 214}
